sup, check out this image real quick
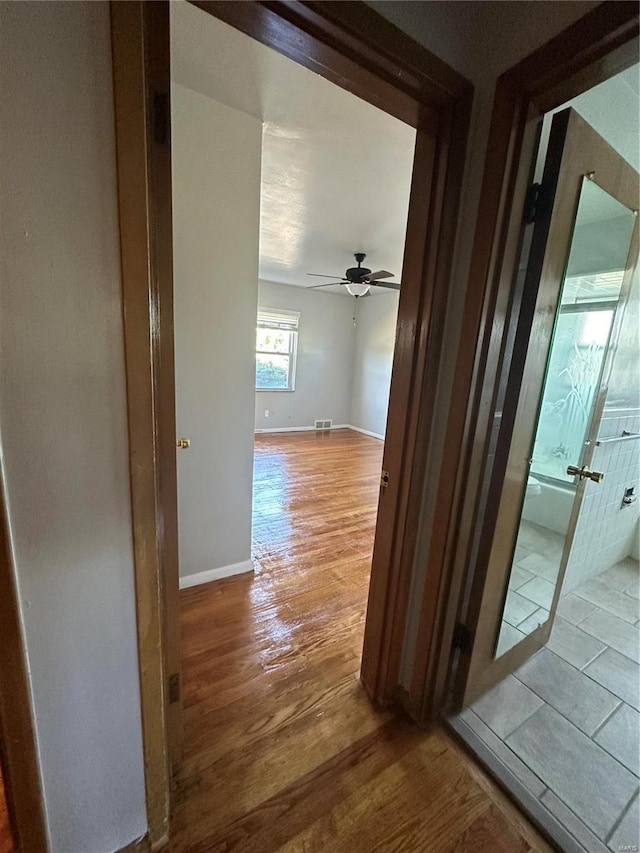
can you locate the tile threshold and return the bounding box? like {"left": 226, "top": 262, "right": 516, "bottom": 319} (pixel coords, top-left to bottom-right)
{"left": 448, "top": 714, "right": 595, "bottom": 853}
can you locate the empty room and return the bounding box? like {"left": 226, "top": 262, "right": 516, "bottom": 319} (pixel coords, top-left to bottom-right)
{"left": 168, "top": 3, "right": 416, "bottom": 845}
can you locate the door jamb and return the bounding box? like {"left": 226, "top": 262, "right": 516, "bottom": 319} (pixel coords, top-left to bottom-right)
{"left": 434, "top": 2, "right": 639, "bottom": 714}
{"left": 111, "top": 0, "right": 473, "bottom": 842}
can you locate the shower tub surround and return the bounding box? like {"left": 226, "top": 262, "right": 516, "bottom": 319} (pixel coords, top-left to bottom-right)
{"left": 498, "top": 407, "right": 640, "bottom": 651}
{"left": 563, "top": 408, "right": 640, "bottom": 592}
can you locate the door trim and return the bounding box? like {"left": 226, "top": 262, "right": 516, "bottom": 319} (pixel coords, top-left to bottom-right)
{"left": 110, "top": 0, "right": 473, "bottom": 842}
{"left": 110, "top": 3, "right": 175, "bottom": 847}
{"left": 441, "top": 2, "right": 639, "bottom": 712}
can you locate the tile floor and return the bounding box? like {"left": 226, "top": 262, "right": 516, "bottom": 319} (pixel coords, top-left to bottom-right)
{"left": 498, "top": 520, "right": 566, "bottom": 654}
{"left": 461, "top": 553, "right": 640, "bottom": 852}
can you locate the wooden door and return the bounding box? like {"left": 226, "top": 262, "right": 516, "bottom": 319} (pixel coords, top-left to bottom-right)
{"left": 463, "top": 108, "right": 639, "bottom": 704}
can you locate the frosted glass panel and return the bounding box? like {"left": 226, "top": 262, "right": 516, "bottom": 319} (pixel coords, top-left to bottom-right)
{"left": 531, "top": 307, "right": 614, "bottom": 482}
{"left": 495, "top": 178, "right": 636, "bottom": 659}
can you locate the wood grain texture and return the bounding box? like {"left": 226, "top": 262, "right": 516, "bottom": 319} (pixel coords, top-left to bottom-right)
{"left": 165, "top": 431, "right": 550, "bottom": 851}
{"left": 0, "top": 770, "right": 13, "bottom": 853}
{"left": 110, "top": 2, "right": 172, "bottom": 843}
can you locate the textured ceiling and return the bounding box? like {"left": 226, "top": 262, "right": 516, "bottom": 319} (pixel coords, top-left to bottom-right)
{"left": 170, "top": 1, "right": 416, "bottom": 296}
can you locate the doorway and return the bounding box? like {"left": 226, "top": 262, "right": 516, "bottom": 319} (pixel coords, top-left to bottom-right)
{"left": 111, "top": 0, "right": 473, "bottom": 840}
{"left": 170, "top": 0, "right": 415, "bottom": 719}
{"left": 451, "top": 66, "right": 639, "bottom": 852}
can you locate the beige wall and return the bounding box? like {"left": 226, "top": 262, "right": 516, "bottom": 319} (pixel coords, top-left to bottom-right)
{"left": 0, "top": 2, "right": 146, "bottom": 850}
{"left": 172, "top": 83, "right": 262, "bottom": 583}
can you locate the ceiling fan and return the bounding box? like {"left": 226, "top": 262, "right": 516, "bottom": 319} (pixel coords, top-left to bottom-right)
{"left": 307, "top": 252, "right": 400, "bottom": 297}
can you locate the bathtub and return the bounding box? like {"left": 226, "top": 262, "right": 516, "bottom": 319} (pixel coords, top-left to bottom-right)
{"left": 521, "top": 476, "right": 574, "bottom": 535}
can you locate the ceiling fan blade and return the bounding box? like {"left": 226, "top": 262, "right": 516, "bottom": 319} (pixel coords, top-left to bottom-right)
{"left": 307, "top": 282, "right": 341, "bottom": 289}
{"left": 370, "top": 280, "right": 400, "bottom": 290}
{"left": 307, "top": 273, "right": 345, "bottom": 279}
{"left": 363, "top": 269, "right": 393, "bottom": 281}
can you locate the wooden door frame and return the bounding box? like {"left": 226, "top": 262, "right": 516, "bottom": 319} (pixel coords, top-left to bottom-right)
{"left": 436, "top": 2, "right": 639, "bottom": 713}
{"left": 111, "top": 0, "right": 473, "bottom": 844}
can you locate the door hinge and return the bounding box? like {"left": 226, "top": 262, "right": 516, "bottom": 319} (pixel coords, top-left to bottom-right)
{"left": 153, "top": 91, "right": 169, "bottom": 146}
{"left": 168, "top": 672, "right": 181, "bottom": 704}
{"left": 452, "top": 622, "right": 474, "bottom": 654}
{"left": 380, "top": 469, "right": 390, "bottom": 489}
{"left": 523, "top": 182, "right": 542, "bottom": 224}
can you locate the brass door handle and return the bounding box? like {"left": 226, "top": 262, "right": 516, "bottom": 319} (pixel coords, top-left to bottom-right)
{"left": 567, "top": 464, "right": 604, "bottom": 483}
{"left": 176, "top": 438, "right": 191, "bottom": 449}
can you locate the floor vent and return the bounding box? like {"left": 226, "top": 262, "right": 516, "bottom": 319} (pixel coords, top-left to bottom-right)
{"left": 314, "top": 419, "right": 332, "bottom": 430}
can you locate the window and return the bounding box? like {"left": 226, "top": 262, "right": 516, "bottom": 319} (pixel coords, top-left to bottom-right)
{"left": 255, "top": 308, "right": 299, "bottom": 391}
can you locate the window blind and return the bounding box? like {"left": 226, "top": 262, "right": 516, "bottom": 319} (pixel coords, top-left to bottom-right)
{"left": 257, "top": 308, "right": 300, "bottom": 331}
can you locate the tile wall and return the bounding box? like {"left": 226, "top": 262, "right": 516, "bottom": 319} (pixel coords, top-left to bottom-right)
{"left": 563, "top": 408, "right": 640, "bottom": 592}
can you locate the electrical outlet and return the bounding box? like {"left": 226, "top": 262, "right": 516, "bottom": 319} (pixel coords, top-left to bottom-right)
{"left": 264, "top": 409, "right": 270, "bottom": 418}
{"left": 622, "top": 486, "right": 636, "bottom": 508}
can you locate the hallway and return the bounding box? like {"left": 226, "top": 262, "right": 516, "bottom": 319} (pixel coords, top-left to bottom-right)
{"left": 167, "top": 430, "right": 549, "bottom": 851}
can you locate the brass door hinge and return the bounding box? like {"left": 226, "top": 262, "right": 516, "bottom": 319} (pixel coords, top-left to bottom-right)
{"left": 452, "top": 622, "right": 474, "bottom": 654}
{"left": 153, "top": 91, "right": 169, "bottom": 145}
{"left": 168, "top": 672, "right": 181, "bottom": 704}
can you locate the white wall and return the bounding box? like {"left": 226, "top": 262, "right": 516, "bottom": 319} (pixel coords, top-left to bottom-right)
{"left": 564, "top": 409, "right": 640, "bottom": 591}
{"left": 172, "top": 83, "right": 262, "bottom": 582}
{"left": 563, "top": 269, "right": 640, "bottom": 590}
{"left": 350, "top": 293, "right": 399, "bottom": 438}
{"left": 0, "top": 3, "right": 147, "bottom": 851}
{"left": 255, "top": 281, "right": 355, "bottom": 431}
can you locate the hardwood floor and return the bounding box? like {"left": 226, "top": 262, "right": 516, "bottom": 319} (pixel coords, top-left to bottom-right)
{"left": 0, "top": 769, "right": 13, "bottom": 853}
{"left": 168, "top": 429, "right": 550, "bottom": 852}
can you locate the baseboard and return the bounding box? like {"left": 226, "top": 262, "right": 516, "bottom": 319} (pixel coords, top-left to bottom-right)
{"left": 345, "top": 424, "right": 385, "bottom": 440}
{"left": 254, "top": 424, "right": 385, "bottom": 439}
{"left": 255, "top": 424, "right": 350, "bottom": 434}
{"left": 179, "top": 559, "right": 254, "bottom": 589}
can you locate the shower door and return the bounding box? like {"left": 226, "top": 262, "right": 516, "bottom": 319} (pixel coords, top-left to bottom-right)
{"left": 462, "top": 108, "right": 639, "bottom": 704}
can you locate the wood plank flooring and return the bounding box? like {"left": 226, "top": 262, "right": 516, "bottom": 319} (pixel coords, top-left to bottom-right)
{"left": 0, "top": 770, "right": 13, "bottom": 853}
{"left": 168, "top": 430, "right": 551, "bottom": 852}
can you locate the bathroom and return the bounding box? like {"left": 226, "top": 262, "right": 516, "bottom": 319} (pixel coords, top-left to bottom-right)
{"left": 454, "top": 61, "right": 639, "bottom": 853}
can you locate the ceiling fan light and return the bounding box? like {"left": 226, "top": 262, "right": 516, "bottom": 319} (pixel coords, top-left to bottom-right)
{"left": 345, "top": 281, "right": 370, "bottom": 297}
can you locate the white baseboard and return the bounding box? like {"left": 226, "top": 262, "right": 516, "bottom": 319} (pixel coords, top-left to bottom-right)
{"left": 345, "top": 424, "right": 385, "bottom": 440}
{"left": 179, "top": 558, "right": 254, "bottom": 590}
{"left": 255, "top": 424, "right": 350, "bottom": 434}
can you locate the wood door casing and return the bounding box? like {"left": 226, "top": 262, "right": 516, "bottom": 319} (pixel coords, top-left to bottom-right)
{"left": 463, "top": 109, "right": 640, "bottom": 705}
